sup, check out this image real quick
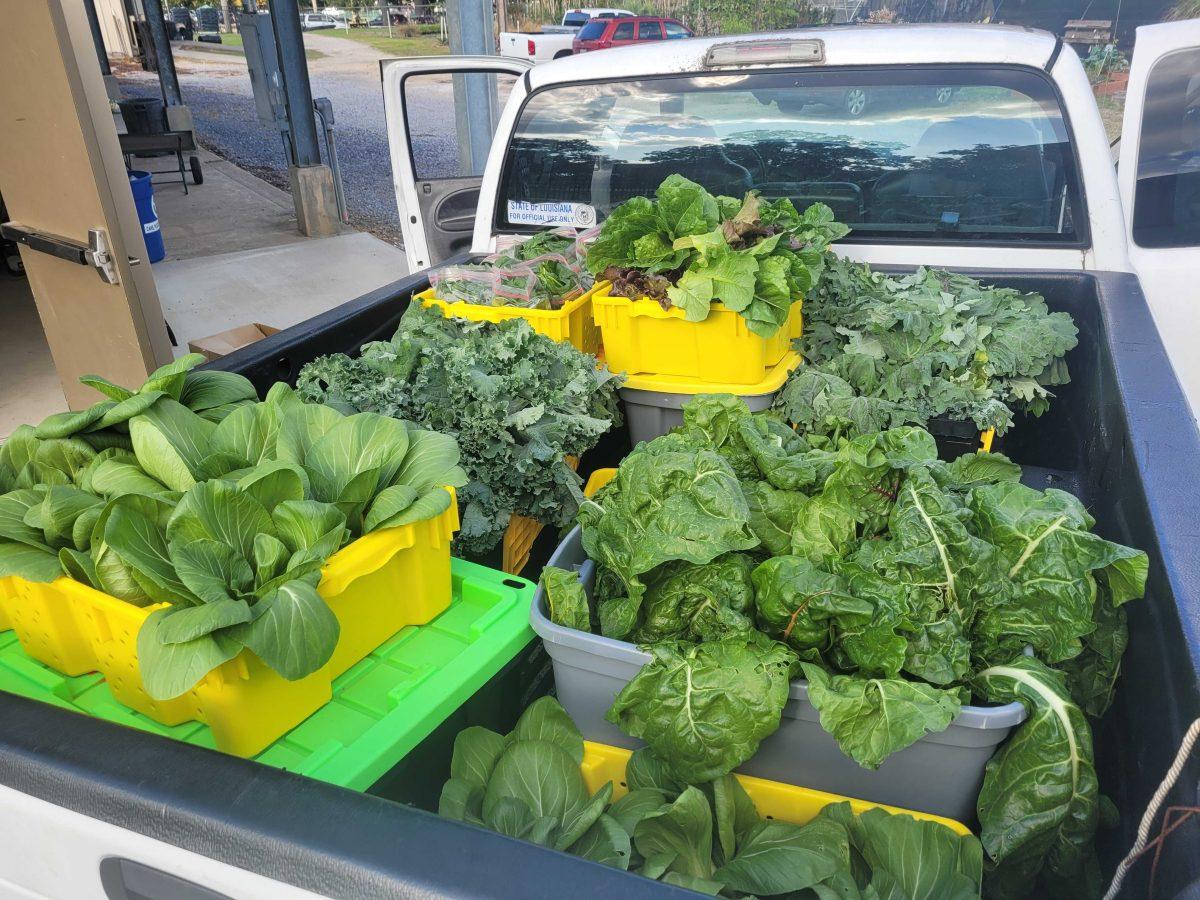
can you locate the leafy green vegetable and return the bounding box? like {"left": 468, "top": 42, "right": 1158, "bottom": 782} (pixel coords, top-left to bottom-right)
{"left": 541, "top": 565, "right": 590, "bottom": 632}
{"left": 606, "top": 636, "right": 796, "bottom": 783}
{"left": 563, "top": 392, "right": 1146, "bottom": 881}
{"left": 802, "top": 664, "right": 962, "bottom": 769}
{"left": 435, "top": 228, "right": 590, "bottom": 309}
{"left": 636, "top": 554, "right": 756, "bottom": 644}
{"left": 587, "top": 176, "right": 847, "bottom": 338}
{"left": 105, "top": 478, "right": 349, "bottom": 698}
{"left": 438, "top": 698, "right": 984, "bottom": 896}
{"left": 973, "top": 657, "right": 1099, "bottom": 898}
{"left": 777, "top": 257, "right": 1079, "bottom": 439}
{"left": 296, "top": 304, "right": 621, "bottom": 556}
{"left": 969, "top": 482, "right": 1148, "bottom": 665}
{"left": 577, "top": 441, "right": 758, "bottom": 639}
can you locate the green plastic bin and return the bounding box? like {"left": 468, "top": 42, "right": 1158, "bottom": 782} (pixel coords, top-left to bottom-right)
{"left": 0, "top": 558, "right": 536, "bottom": 792}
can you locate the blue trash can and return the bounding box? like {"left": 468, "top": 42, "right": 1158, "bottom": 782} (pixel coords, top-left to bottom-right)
{"left": 128, "top": 170, "right": 165, "bottom": 263}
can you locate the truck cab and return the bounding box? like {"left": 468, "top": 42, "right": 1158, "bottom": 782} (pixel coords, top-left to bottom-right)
{"left": 388, "top": 21, "right": 1200, "bottom": 419}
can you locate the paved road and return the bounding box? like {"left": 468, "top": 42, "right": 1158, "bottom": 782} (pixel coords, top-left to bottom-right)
{"left": 118, "top": 32, "right": 462, "bottom": 245}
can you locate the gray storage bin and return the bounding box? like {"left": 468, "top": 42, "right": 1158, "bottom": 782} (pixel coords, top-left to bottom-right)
{"left": 531, "top": 526, "right": 1027, "bottom": 822}
{"left": 620, "top": 386, "right": 778, "bottom": 446}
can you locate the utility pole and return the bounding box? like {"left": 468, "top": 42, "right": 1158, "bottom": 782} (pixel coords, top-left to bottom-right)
{"left": 446, "top": 0, "right": 499, "bottom": 176}
{"left": 268, "top": 0, "right": 341, "bottom": 235}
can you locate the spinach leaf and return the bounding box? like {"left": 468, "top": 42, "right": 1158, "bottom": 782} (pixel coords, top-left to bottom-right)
{"left": 752, "top": 556, "right": 872, "bottom": 657}
{"left": 540, "top": 566, "right": 591, "bottom": 633}
{"left": 802, "top": 664, "right": 962, "bottom": 769}
{"left": 635, "top": 554, "right": 756, "bottom": 643}
{"left": 578, "top": 444, "right": 758, "bottom": 638}
{"left": 969, "top": 483, "right": 1148, "bottom": 664}
{"left": 973, "top": 657, "right": 1099, "bottom": 899}
{"left": 606, "top": 637, "right": 796, "bottom": 783}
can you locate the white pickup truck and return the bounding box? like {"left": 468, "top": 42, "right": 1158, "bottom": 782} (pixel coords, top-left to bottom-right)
{"left": 4, "top": 21, "right": 1200, "bottom": 900}
{"left": 499, "top": 7, "right": 634, "bottom": 62}
{"left": 392, "top": 22, "right": 1200, "bottom": 422}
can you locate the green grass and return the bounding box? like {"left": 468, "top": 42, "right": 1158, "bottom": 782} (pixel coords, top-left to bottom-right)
{"left": 219, "top": 30, "right": 324, "bottom": 60}
{"left": 318, "top": 27, "right": 448, "bottom": 57}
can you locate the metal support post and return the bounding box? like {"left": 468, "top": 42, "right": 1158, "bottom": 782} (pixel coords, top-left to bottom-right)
{"left": 446, "top": 0, "right": 498, "bottom": 176}
{"left": 266, "top": 0, "right": 340, "bottom": 235}
{"left": 142, "top": 0, "right": 183, "bottom": 106}
{"left": 268, "top": 0, "right": 322, "bottom": 166}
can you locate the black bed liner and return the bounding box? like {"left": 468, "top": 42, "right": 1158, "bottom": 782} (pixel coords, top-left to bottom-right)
{"left": 0, "top": 268, "right": 1196, "bottom": 898}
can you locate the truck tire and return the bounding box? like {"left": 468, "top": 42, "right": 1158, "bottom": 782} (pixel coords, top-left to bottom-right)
{"left": 553, "top": 49, "right": 572, "bottom": 59}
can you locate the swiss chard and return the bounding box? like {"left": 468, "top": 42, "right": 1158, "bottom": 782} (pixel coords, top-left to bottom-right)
{"left": 587, "top": 176, "right": 847, "bottom": 338}
{"left": 605, "top": 636, "right": 797, "bottom": 783}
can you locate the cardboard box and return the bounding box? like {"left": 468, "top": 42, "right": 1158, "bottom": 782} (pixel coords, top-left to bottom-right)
{"left": 188, "top": 323, "right": 280, "bottom": 361}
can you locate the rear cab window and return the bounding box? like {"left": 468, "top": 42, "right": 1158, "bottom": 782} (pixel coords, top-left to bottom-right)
{"left": 562, "top": 12, "right": 590, "bottom": 26}
{"left": 496, "top": 65, "right": 1086, "bottom": 246}
{"left": 576, "top": 21, "right": 607, "bottom": 40}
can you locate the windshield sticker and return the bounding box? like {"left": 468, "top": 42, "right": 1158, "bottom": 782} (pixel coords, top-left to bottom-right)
{"left": 507, "top": 200, "right": 596, "bottom": 228}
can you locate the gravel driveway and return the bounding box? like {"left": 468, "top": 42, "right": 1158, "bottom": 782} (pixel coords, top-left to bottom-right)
{"left": 118, "top": 32, "right": 462, "bottom": 246}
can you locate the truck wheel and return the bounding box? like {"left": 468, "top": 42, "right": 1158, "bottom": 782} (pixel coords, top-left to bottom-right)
{"left": 553, "top": 50, "right": 572, "bottom": 59}
{"left": 844, "top": 88, "right": 869, "bottom": 118}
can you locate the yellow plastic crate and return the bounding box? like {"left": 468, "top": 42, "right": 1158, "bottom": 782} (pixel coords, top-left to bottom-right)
{"left": 0, "top": 573, "right": 94, "bottom": 675}
{"left": 417, "top": 282, "right": 602, "bottom": 356}
{"left": 620, "top": 351, "right": 801, "bottom": 396}
{"left": 580, "top": 741, "right": 971, "bottom": 836}
{"left": 592, "top": 284, "right": 803, "bottom": 384}
{"left": 0, "top": 577, "right": 17, "bottom": 633}
{"left": 501, "top": 457, "right": 579, "bottom": 576}
{"left": 583, "top": 468, "right": 617, "bottom": 498}
{"left": 0, "top": 494, "right": 459, "bottom": 757}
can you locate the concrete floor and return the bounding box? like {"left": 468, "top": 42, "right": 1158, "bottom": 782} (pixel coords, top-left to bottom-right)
{"left": 149, "top": 147, "right": 307, "bottom": 261}
{"left": 0, "top": 143, "right": 409, "bottom": 438}
{"left": 155, "top": 232, "right": 408, "bottom": 349}
{"left": 0, "top": 276, "right": 68, "bottom": 438}
{"left": 145, "top": 146, "right": 407, "bottom": 354}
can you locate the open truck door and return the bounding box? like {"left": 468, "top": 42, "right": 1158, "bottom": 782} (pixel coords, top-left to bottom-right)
{"left": 382, "top": 57, "right": 530, "bottom": 272}
{"left": 1118, "top": 19, "right": 1200, "bottom": 420}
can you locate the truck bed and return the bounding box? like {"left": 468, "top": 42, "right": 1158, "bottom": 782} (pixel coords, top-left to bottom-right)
{"left": 0, "top": 269, "right": 1197, "bottom": 897}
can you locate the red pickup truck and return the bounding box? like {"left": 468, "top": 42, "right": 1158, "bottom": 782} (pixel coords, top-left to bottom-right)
{"left": 572, "top": 15, "right": 693, "bottom": 52}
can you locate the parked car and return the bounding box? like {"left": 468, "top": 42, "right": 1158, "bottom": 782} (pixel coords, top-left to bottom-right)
{"left": 771, "top": 82, "right": 959, "bottom": 117}
{"left": 300, "top": 12, "right": 339, "bottom": 30}
{"left": 499, "top": 7, "right": 634, "bottom": 63}
{"left": 572, "top": 15, "right": 693, "bottom": 53}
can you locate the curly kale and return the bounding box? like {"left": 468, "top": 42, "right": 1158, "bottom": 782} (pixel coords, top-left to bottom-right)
{"left": 296, "top": 303, "right": 622, "bottom": 556}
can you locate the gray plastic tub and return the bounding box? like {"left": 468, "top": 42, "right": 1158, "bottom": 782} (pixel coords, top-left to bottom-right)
{"left": 531, "top": 526, "right": 1027, "bottom": 822}
{"left": 620, "top": 386, "right": 778, "bottom": 446}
